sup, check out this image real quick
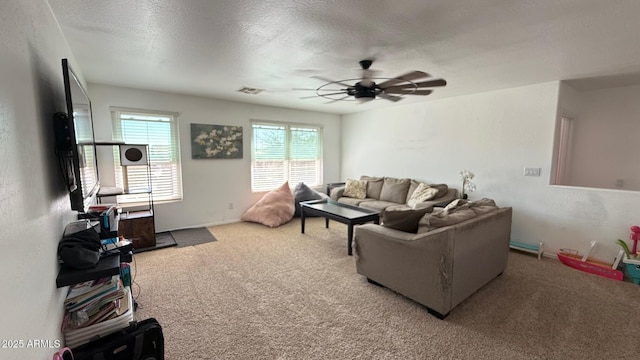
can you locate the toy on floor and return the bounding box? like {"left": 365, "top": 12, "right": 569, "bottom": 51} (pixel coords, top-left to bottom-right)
{"left": 629, "top": 225, "right": 640, "bottom": 255}
{"left": 557, "top": 241, "right": 623, "bottom": 281}
{"left": 615, "top": 226, "right": 640, "bottom": 284}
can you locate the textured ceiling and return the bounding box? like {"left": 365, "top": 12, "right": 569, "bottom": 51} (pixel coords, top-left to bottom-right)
{"left": 48, "top": 0, "right": 640, "bottom": 114}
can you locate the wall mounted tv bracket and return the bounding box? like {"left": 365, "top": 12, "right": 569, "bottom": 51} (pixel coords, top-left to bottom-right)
{"left": 53, "top": 112, "right": 74, "bottom": 156}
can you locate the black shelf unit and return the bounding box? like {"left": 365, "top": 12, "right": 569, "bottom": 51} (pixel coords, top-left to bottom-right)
{"left": 95, "top": 142, "right": 156, "bottom": 249}
{"left": 56, "top": 253, "right": 120, "bottom": 288}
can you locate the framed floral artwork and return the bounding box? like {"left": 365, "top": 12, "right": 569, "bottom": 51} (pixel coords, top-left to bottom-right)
{"left": 191, "top": 123, "right": 243, "bottom": 159}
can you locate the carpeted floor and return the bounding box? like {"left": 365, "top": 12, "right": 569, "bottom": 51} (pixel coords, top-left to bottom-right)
{"left": 130, "top": 218, "right": 640, "bottom": 359}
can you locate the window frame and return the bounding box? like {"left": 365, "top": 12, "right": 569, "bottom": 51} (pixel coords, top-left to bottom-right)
{"left": 250, "top": 120, "right": 323, "bottom": 192}
{"left": 111, "top": 107, "right": 183, "bottom": 204}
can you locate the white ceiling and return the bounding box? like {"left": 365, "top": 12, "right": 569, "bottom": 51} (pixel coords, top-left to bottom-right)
{"left": 48, "top": 0, "right": 640, "bottom": 115}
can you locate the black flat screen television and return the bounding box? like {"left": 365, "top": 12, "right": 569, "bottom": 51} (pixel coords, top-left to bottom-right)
{"left": 54, "top": 59, "right": 100, "bottom": 213}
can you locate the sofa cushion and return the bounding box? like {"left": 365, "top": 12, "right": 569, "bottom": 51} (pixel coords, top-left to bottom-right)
{"left": 338, "top": 197, "right": 373, "bottom": 206}
{"left": 382, "top": 207, "right": 433, "bottom": 233}
{"left": 385, "top": 203, "right": 434, "bottom": 212}
{"left": 359, "top": 200, "right": 401, "bottom": 213}
{"left": 360, "top": 175, "right": 384, "bottom": 199}
{"left": 379, "top": 177, "right": 411, "bottom": 204}
{"left": 241, "top": 181, "right": 295, "bottom": 228}
{"left": 343, "top": 179, "right": 368, "bottom": 199}
{"left": 407, "top": 183, "right": 439, "bottom": 208}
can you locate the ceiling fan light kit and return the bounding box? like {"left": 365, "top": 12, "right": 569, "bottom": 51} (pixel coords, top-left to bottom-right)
{"left": 298, "top": 60, "right": 447, "bottom": 103}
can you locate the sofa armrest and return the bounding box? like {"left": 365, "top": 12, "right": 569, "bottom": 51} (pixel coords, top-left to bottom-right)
{"left": 448, "top": 207, "right": 512, "bottom": 307}
{"left": 354, "top": 224, "right": 454, "bottom": 314}
{"left": 329, "top": 185, "right": 345, "bottom": 201}
{"left": 326, "top": 182, "right": 345, "bottom": 195}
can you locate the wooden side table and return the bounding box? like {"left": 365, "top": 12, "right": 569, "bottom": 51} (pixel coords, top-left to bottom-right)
{"left": 118, "top": 210, "right": 156, "bottom": 249}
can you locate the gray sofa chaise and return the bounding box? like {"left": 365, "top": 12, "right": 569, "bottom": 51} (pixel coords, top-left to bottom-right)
{"left": 329, "top": 176, "right": 458, "bottom": 214}
{"left": 353, "top": 199, "right": 512, "bottom": 319}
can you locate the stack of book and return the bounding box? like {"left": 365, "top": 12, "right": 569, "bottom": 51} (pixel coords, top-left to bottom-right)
{"left": 62, "top": 275, "right": 134, "bottom": 348}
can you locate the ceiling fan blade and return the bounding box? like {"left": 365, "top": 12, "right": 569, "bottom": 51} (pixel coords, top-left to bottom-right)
{"left": 293, "top": 87, "right": 344, "bottom": 91}
{"left": 386, "top": 79, "right": 447, "bottom": 91}
{"left": 384, "top": 89, "right": 433, "bottom": 96}
{"left": 378, "top": 93, "right": 403, "bottom": 102}
{"left": 377, "top": 71, "right": 429, "bottom": 89}
{"left": 318, "top": 91, "right": 349, "bottom": 97}
{"left": 325, "top": 95, "right": 351, "bottom": 104}
{"left": 311, "top": 75, "right": 353, "bottom": 88}
{"left": 300, "top": 91, "right": 347, "bottom": 99}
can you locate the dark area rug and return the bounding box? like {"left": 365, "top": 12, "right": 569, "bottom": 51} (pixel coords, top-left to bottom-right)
{"left": 134, "top": 232, "right": 177, "bottom": 254}
{"left": 171, "top": 227, "right": 217, "bottom": 247}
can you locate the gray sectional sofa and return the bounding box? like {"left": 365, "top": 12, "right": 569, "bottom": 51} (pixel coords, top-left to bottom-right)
{"left": 329, "top": 176, "right": 458, "bottom": 214}
{"left": 353, "top": 199, "right": 513, "bottom": 319}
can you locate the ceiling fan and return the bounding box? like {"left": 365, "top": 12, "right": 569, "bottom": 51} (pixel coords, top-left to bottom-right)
{"left": 296, "top": 60, "right": 447, "bottom": 103}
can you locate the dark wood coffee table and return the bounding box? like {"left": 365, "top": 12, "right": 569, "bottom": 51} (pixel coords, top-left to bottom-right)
{"left": 300, "top": 199, "right": 380, "bottom": 255}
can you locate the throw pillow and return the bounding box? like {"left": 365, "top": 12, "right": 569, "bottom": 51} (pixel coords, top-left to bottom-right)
{"left": 293, "top": 182, "right": 326, "bottom": 217}
{"left": 441, "top": 198, "right": 471, "bottom": 214}
{"left": 241, "top": 181, "right": 295, "bottom": 228}
{"left": 407, "top": 183, "right": 439, "bottom": 208}
{"left": 343, "top": 179, "right": 367, "bottom": 199}
{"left": 360, "top": 175, "right": 384, "bottom": 199}
{"left": 379, "top": 177, "right": 411, "bottom": 203}
{"left": 429, "top": 183, "right": 450, "bottom": 199}
{"left": 405, "top": 180, "right": 421, "bottom": 203}
{"left": 416, "top": 198, "right": 499, "bottom": 233}
{"left": 382, "top": 207, "right": 433, "bottom": 233}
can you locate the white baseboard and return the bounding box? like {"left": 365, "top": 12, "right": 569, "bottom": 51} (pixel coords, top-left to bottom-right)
{"left": 200, "top": 218, "right": 242, "bottom": 228}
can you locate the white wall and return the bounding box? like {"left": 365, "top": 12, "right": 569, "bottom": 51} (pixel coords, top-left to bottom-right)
{"left": 0, "top": 1, "right": 79, "bottom": 358}
{"left": 565, "top": 84, "right": 640, "bottom": 190}
{"left": 341, "top": 82, "right": 638, "bottom": 262}
{"left": 88, "top": 84, "right": 341, "bottom": 232}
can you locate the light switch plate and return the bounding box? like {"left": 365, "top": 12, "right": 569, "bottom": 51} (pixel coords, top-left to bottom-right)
{"left": 524, "top": 167, "right": 541, "bottom": 176}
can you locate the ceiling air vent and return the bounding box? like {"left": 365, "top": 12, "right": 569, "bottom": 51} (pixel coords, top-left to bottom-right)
{"left": 236, "top": 86, "right": 264, "bottom": 95}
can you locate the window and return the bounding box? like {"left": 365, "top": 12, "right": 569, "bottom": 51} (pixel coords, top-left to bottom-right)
{"left": 111, "top": 108, "right": 183, "bottom": 203}
{"left": 251, "top": 121, "right": 322, "bottom": 192}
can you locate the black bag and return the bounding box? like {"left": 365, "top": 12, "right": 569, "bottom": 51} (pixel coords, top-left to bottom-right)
{"left": 58, "top": 227, "right": 102, "bottom": 270}
{"left": 71, "top": 318, "right": 164, "bottom": 360}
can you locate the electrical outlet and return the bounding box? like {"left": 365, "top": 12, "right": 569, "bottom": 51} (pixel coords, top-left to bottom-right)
{"left": 524, "top": 167, "right": 541, "bottom": 177}
{"left": 228, "top": 202, "right": 234, "bottom": 210}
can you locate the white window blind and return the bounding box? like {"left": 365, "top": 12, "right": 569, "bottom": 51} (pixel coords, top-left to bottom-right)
{"left": 251, "top": 121, "right": 322, "bottom": 192}
{"left": 111, "top": 109, "right": 183, "bottom": 203}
